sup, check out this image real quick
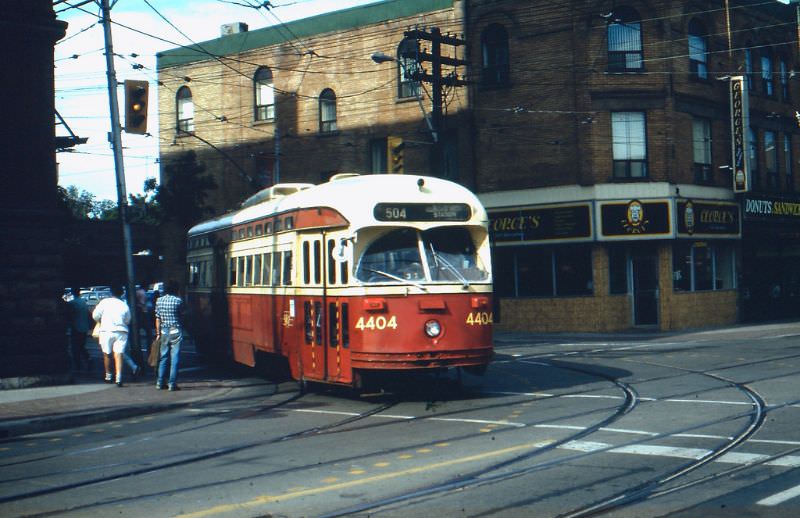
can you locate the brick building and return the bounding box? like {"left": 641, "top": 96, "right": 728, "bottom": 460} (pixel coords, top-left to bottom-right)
{"left": 156, "top": 0, "right": 799, "bottom": 332}
{"left": 0, "top": 0, "right": 71, "bottom": 382}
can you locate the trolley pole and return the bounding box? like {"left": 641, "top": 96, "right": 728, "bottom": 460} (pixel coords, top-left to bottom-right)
{"left": 100, "top": 0, "right": 141, "bottom": 363}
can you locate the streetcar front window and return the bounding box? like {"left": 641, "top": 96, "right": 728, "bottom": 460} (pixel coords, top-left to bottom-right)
{"left": 422, "top": 227, "right": 489, "bottom": 282}
{"left": 356, "top": 228, "right": 423, "bottom": 283}
{"left": 355, "top": 227, "right": 489, "bottom": 284}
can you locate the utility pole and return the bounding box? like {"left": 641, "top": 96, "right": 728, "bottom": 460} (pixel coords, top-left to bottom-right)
{"left": 100, "top": 0, "right": 141, "bottom": 362}
{"left": 404, "top": 27, "right": 468, "bottom": 177}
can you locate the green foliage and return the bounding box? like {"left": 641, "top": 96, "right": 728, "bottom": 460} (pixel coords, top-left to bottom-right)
{"left": 155, "top": 150, "right": 217, "bottom": 230}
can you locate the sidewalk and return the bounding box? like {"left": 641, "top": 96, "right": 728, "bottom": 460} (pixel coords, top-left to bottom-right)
{"left": 0, "top": 336, "right": 237, "bottom": 439}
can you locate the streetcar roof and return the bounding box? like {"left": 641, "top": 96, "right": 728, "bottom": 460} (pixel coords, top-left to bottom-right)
{"left": 188, "top": 174, "right": 487, "bottom": 236}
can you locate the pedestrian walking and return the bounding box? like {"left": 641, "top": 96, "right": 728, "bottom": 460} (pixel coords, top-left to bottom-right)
{"left": 155, "top": 280, "right": 185, "bottom": 391}
{"left": 66, "top": 287, "right": 92, "bottom": 371}
{"left": 92, "top": 285, "right": 137, "bottom": 387}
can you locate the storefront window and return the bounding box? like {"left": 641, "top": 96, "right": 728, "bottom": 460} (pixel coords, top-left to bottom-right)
{"left": 556, "top": 248, "right": 593, "bottom": 295}
{"left": 516, "top": 247, "right": 553, "bottom": 296}
{"left": 672, "top": 243, "right": 692, "bottom": 291}
{"left": 490, "top": 245, "right": 592, "bottom": 297}
{"left": 673, "top": 242, "right": 735, "bottom": 292}
{"left": 609, "top": 246, "right": 629, "bottom": 294}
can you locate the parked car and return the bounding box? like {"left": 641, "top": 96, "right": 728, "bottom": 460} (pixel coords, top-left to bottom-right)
{"left": 79, "top": 290, "right": 100, "bottom": 308}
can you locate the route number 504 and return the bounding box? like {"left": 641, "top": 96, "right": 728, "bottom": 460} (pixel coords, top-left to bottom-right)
{"left": 466, "top": 312, "right": 493, "bottom": 326}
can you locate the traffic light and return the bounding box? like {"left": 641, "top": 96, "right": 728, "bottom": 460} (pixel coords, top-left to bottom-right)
{"left": 387, "top": 136, "right": 404, "bottom": 174}
{"left": 124, "top": 80, "right": 149, "bottom": 134}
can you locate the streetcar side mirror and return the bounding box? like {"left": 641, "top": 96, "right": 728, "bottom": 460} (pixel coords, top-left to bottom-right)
{"left": 332, "top": 237, "right": 353, "bottom": 263}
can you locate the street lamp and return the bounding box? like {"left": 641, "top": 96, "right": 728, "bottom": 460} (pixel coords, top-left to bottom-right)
{"left": 371, "top": 52, "right": 394, "bottom": 64}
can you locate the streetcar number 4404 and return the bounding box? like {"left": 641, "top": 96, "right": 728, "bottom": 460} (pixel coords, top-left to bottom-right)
{"left": 355, "top": 315, "right": 398, "bottom": 331}
{"left": 466, "top": 312, "right": 493, "bottom": 326}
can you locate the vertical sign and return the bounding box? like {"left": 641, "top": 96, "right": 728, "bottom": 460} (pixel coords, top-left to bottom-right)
{"left": 730, "top": 76, "right": 750, "bottom": 193}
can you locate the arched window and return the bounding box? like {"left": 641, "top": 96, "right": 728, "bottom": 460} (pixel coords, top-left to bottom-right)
{"left": 761, "top": 48, "right": 774, "bottom": 97}
{"left": 319, "top": 88, "right": 337, "bottom": 133}
{"left": 176, "top": 86, "right": 194, "bottom": 133}
{"left": 688, "top": 19, "right": 708, "bottom": 79}
{"left": 481, "top": 24, "right": 509, "bottom": 87}
{"left": 607, "top": 7, "right": 643, "bottom": 72}
{"left": 254, "top": 67, "right": 274, "bottom": 121}
{"left": 397, "top": 38, "right": 420, "bottom": 98}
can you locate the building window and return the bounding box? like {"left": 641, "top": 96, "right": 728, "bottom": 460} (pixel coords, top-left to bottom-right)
{"left": 744, "top": 48, "right": 754, "bottom": 92}
{"left": 692, "top": 118, "right": 712, "bottom": 183}
{"left": 607, "top": 7, "right": 643, "bottom": 72}
{"left": 765, "top": 131, "right": 778, "bottom": 189}
{"left": 176, "top": 86, "right": 194, "bottom": 133}
{"left": 397, "top": 38, "right": 420, "bottom": 99}
{"left": 370, "top": 138, "right": 387, "bottom": 173}
{"left": 749, "top": 127, "right": 760, "bottom": 189}
{"left": 254, "top": 67, "right": 275, "bottom": 121}
{"left": 319, "top": 88, "right": 337, "bottom": 133}
{"left": 612, "top": 111, "right": 648, "bottom": 178}
{"left": 780, "top": 59, "right": 790, "bottom": 101}
{"left": 785, "top": 134, "right": 794, "bottom": 191}
{"left": 761, "top": 50, "right": 774, "bottom": 97}
{"left": 493, "top": 245, "right": 592, "bottom": 297}
{"left": 688, "top": 19, "right": 708, "bottom": 79}
{"left": 481, "top": 24, "right": 509, "bottom": 87}
{"left": 673, "top": 242, "right": 736, "bottom": 292}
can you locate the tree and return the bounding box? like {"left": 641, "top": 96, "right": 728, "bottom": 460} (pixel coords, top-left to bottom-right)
{"left": 156, "top": 150, "right": 217, "bottom": 230}
{"left": 57, "top": 185, "right": 97, "bottom": 219}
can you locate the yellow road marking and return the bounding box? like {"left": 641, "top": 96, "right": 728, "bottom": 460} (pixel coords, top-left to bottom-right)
{"left": 322, "top": 477, "right": 339, "bottom": 483}
{"left": 349, "top": 469, "right": 366, "bottom": 475}
{"left": 416, "top": 448, "right": 432, "bottom": 453}
{"left": 398, "top": 454, "right": 413, "bottom": 459}
{"left": 374, "top": 462, "right": 390, "bottom": 468}
{"left": 177, "top": 440, "right": 553, "bottom": 518}
{"left": 434, "top": 442, "right": 450, "bottom": 447}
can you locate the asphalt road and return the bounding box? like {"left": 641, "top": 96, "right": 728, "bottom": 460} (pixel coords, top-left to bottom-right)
{"left": 3, "top": 323, "right": 800, "bottom": 517}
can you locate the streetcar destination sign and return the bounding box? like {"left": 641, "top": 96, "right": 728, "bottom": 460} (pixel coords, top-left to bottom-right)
{"left": 374, "top": 203, "right": 471, "bottom": 221}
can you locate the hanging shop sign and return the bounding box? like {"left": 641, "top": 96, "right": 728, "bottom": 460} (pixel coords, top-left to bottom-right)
{"left": 489, "top": 203, "right": 592, "bottom": 243}
{"left": 676, "top": 200, "right": 740, "bottom": 238}
{"left": 742, "top": 194, "right": 800, "bottom": 226}
{"left": 599, "top": 199, "right": 671, "bottom": 239}
{"left": 730, "top": 76, "right": 750, "bottom": 193}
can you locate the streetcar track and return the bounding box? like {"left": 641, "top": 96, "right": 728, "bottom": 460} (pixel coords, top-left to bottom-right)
{"left": 4, "top": 346, "right": 796, "bottom": 516}
{"left": 0, "top": 395, "right": 398, "bottom": 505}
{"left": 556, "top": 371, "right": 767, "bottom": 517}
{"left": 316, "top": 357, "right": 779, "bottom": 518}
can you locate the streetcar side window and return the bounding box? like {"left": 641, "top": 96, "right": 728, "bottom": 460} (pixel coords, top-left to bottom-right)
{"left": 228, "top": 257, "right": 236, "bottom": 286}
{"left": 313, "top": 241, "right": 321, "bottom": 284}
{"left": 328, "top": 239, "right": 336, "bottom": 285}
{"left": 283, "top": 251, "right": 293, "bottom": 285}
{"left": 253, "top": 255, "right": 262, "bottom": 285}
{"left": 237, "top": 257, "right": 246, "bottom": 286}
{"left": 303, "top": 242, "right": 311, "bottom": 284}
{"left": 262, "top": 253, "right": 271, "bottom": 286}
{"left": 272, "top": 252, "right": 281, "bottom": 286}
{"left": 255, "top": 224, "right": 263, "bottom": 236}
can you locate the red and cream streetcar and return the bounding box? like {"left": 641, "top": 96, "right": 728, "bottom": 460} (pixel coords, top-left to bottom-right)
{"left": 186, "top": 173, "right": 493, "bottom": 387}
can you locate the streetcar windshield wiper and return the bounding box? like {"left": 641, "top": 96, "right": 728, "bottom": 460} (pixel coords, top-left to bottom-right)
{"left": 428, "top": 244, "right": 470, "bottom": 289}
{"left": 364, "top": 268, "right": 427, "bottom": 291}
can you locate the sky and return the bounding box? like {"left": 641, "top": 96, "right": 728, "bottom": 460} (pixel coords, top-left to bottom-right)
{"left": 54, "top": 0, "right": 380, "bottom": 202}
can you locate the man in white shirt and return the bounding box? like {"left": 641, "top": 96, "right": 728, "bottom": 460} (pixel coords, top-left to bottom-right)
{"left": 92, "top": 285, "right": 131, "bottom": 387}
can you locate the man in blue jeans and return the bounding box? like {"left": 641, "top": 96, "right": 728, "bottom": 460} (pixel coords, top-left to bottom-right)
{"left": 154, "top": 281, "right": 185, "bottom": 391}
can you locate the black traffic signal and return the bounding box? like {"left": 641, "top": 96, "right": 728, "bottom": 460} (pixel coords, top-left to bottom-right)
{"left": 387, "top": 136, "right": 404, "bottom": 174}
{"left": 124, "top": 79, "right": 149, "bottom": 134}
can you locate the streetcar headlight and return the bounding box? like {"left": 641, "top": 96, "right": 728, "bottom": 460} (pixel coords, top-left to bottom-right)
{"left": 424, "top": 319, "right": 442, "bottom": 338}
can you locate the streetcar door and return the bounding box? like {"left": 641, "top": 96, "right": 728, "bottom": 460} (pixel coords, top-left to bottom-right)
{"left": 300, "top": 236, "right": 326, "bottom": 381}
{"left": 325, "top": 237, "right": 350, "bottom": 384}
{"left": 632, "top": 251, "right": 659, "bottom": 326}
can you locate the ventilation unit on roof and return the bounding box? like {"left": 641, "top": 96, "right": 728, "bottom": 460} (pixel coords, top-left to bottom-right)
{"left": 241, "top": 183, "right": 314, "bottom": 208}
{"left": 221, "top": 23, "right": 248, "bottom": 36}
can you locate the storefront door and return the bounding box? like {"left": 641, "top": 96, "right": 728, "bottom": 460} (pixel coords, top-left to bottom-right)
{"left": 632, "top": 252, "right": 658, "bottom": 326}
